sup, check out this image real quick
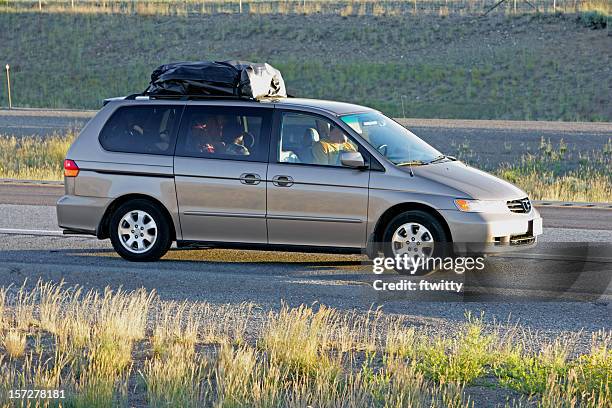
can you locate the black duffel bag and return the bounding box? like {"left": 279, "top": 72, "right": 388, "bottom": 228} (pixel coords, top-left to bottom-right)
{"left": 144, "top": 60, "right": 287, "bottom": 99}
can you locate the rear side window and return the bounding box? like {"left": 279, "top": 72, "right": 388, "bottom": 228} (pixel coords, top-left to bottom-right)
{"left": 175, "top": 106, "right": 272, "bottom": 162}
{"left": 99, "top": 105, "right": 182, "bottom": 155}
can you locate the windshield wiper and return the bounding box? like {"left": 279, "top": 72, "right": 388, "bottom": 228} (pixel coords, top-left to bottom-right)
{"left": 426, "top": 155, "right": 457, "bottom": 164}
{"left": 396, "top": 160, "right": 426, "bottom": 167}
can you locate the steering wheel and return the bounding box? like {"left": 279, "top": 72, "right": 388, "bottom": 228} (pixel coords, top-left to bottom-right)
{"left": 242, "top": 131, "right": 256, "bottom": 149}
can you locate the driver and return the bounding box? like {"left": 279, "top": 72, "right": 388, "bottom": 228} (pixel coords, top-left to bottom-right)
{"left": 312, "top": 124, "right": 356, "bottom": 165}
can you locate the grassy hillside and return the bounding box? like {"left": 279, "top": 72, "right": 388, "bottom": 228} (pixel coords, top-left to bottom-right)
{"left": 0, "top": 10, "right": 610, "bottom": 120}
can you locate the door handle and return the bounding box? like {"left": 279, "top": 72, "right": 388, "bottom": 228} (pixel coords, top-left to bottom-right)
{"left": 272, "top": 175, "right": 294, "bottom": 187}
{"left": 239, "top": 173, "right": 261, "bottom": 185}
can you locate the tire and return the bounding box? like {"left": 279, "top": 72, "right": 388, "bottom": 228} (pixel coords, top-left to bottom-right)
{"left": 109, "top": 199, "right": 172, "bottom": 262}
{"left": 382, "top": 210, "right": 449, "bottom": 275}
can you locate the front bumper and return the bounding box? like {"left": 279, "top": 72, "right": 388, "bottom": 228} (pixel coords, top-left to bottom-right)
{"left": 439, "top": 207, "right": 543, "bottom": 254}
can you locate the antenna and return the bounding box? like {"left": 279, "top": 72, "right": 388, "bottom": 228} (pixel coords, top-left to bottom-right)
{"left": 408, "top": 145, "right": 415, "bottom": 177}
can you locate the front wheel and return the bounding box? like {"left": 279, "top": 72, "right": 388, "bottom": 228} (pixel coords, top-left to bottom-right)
{"left": 382, "top": 210, "right": 449, "bottom": 275}
{"left": 109, "top": 199, "right": 172, "bottom": 262}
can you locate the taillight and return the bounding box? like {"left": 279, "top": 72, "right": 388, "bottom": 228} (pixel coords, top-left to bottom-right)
{"left": 64, "top": 159, "right": 79, "bottom": 177}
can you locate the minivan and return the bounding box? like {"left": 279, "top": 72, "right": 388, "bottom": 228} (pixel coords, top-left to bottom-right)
{"left": 57, "top": 95, "right": 543, "bottom": 266}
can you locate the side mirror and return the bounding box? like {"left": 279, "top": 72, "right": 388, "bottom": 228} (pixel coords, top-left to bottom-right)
{"left": 340, "top": 151, "right": 366, "bottom": 169}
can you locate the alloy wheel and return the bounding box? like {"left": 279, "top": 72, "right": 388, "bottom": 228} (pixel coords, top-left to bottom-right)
{"left": 117, "top": 210, "right": 158, "bottom": 254}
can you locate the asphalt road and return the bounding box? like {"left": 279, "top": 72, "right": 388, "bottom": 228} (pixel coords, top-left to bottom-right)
{"left": 0, "top": 108, "right": 95, "bottom": 137}
{"left": 0, "top": 183, "right": 610, "bottom": 342}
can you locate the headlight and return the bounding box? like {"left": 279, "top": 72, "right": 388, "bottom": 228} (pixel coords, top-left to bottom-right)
{"left": 454, "top": 199, "right": 509, "bottom": 213}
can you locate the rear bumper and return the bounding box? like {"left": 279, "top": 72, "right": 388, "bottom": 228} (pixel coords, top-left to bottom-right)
{"left": 56, "top": 195, "right": 112, "bottom": 236}
{"left": 439, "top": 207, "right": 543, "bottom": 254}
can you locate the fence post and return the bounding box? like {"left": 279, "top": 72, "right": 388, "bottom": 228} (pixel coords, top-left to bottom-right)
{"left": 5, "top": 64, "right": 12, "bottom": 110}
{"left": 400, "top": 95, "right": 407, "bottom": 118}
{"left": 39, "top": 0, "right": 42, "bottom": 10}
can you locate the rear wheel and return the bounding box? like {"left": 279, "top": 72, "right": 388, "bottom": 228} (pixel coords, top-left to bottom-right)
{"left": 382, "top": 210, "right": 449, "bottom": 275}
{"left": 109, "top": 199, "right": 171, "bottom": 262}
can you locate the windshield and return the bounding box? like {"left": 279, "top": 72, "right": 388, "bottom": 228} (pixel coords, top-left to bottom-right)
{"left": 341, "top": 112, "right": 442, "bottom": 165}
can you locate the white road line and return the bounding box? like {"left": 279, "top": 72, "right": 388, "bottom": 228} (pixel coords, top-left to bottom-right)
{"left": 491, "top": 253, "right": 612, "bottom": 263}
{"left": 0, "top": 228, "right": 64, "bottom": 236}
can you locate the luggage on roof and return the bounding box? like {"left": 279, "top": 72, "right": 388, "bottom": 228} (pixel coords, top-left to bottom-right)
{"left": 144, "top": 60, "right": 287, "bottom": 99}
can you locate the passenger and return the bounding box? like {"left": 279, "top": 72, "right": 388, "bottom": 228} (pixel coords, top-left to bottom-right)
{"left": 123, "top": 111, "right": 145, "bottom": 138}
{"left": 222, "top": 119, "right": 250, "bottom": 156}
{"left": 312, "top": 125, "right": 356, "bottom": 165}
{"left": 107, "top": 111, "right": 145, "bottom": 152}
{"left": 190, "top": 115, "right": 225, "bottom": 154}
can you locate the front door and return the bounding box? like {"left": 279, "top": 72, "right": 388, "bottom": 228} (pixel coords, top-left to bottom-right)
{"left": 266, "top": 111, "right": 370, "bottom": 248}
{"left": 174, "top": 104, "right": 273, "bottom": 243}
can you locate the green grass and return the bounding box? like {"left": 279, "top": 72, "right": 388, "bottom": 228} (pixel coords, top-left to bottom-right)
{"left": 492, "top": 332, "right": 611, "bottom": 407}
{"left": 0, "top": 9, "right": 610, "bottom": 120}
{"left": 386, "top": 313, "right": 497, "bottom": 384}
{"left": 0, "top": 281, "right": 610, "bottom": 406}
{"left": 493, "top": 340, "right": 570, "bottom": 395}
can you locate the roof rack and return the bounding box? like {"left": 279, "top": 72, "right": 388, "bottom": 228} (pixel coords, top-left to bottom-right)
{"left": 103, "top": 92, "right": 294, "bottom": 106}
{"left": 125, "top": 93, "right": 258, "bottom": 102}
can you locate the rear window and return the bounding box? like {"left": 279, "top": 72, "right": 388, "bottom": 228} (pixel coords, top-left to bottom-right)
{"left": 99, "top": 105, "right": 182, "bottom": 155}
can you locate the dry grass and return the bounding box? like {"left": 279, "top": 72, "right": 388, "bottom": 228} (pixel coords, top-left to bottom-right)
{"left": 0, "top": 0, "right": 610, "bottom": 16}
{"left": 151, "top": 301, "right": 199, "bottom": 359}
{"left": 0, "top": 288, "right": 6, "bottom": 331}
{"left": 1, "top": 330, "right": 26, "bottom": 359}
{"left": 142, "top": 348, "right": 207, "bottom": 407}
{"left": 0, "top": 280, "right": 609, "bottom": 406}
{"left": 0, "top": 132, "right": 76, "bottom": 181}
{"left": 1, "top": 0, "right": 608, "bottom": 17}
{"left": 579, "top": 0, "right": 610, "bottom": 14}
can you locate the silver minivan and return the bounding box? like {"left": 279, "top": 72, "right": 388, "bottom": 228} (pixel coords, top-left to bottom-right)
{"left": 57, "top": 96, "right": 542, "bottom": 264}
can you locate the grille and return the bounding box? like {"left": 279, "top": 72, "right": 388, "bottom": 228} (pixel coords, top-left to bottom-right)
{"left": 507, "top": 197, "right": 532, "bottom": 213}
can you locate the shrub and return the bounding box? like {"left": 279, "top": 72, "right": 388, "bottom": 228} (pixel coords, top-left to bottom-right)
{"left": 578, "top": 11, "right": 608, "bottom": 29}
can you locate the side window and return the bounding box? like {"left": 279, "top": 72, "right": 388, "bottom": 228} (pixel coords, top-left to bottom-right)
{"left": 175, "top": 106, "right": 272, "bottom": 162}
{"left": 99, "top": 105, "right": 181, "bottom": 155}
{"left": 279, "top": 112, "right": 359, "bottom": 167}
